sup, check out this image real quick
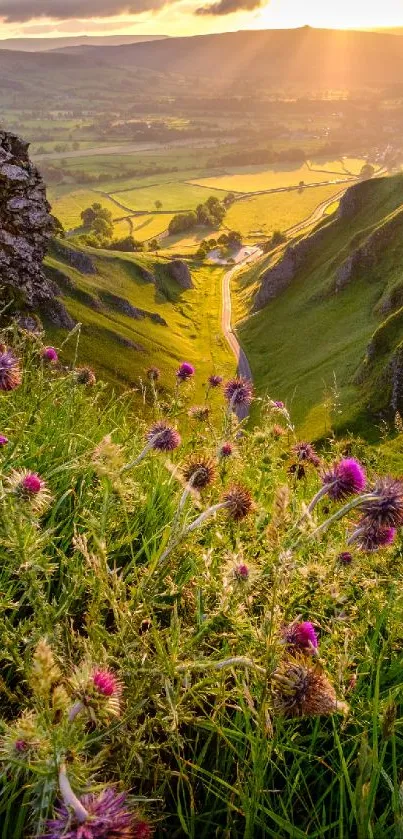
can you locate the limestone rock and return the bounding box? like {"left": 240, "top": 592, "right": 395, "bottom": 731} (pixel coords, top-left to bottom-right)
{"left": 167, "top": 259, "right": 193, "bottom": 289}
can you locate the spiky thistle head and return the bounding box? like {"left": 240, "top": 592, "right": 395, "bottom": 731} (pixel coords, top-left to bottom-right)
{"left": 188, "top": 405, "right": 210, "bottom": 421}
{"left": 146, "top": 421, "right": 181, "bottom": 452}
{"left": 282, "top": 621, "right": 318, "bottom": 654}
{"left": 272, "top": 657, "right": 348, "bottom": 718}
{"left": 7, "top": 470, "right": 51, "bottom": 514}
{"left": 360, "top": 477, "right": 403, "bottom": 528}
{"left": 146, "top": 366, "right": 160, "bottom": 381}
{"left": 177, "top": 362, "right": 195, "bottom": 382}
{"left": 234, "top": 562, "right": 249, "bottom": 581}
{"left": 219, "top": 442, "right": 233, "bottom": 457}
{"left": 182, "top": 456, "right": 216, "bottom": 489}
{"left": 292, "top": 442, "right": 320, "bottom": 467}
{"left": 272, "top": 424, "right": 286, "bottom": 438}
{"left": 43, "top": 787, "right": 152, "bottom": 839}
{"left": 323, "top": 458, "right": 366, "bottom": 501}
{"left": 0, "top": 435, "right": 8, "bottom": 447}
{"left": 70, "top": 664, "right": 123, "bottom": 721}
{"left": 42, "top": 346, "right": 58, "bottom": 363}
{"left": 0, "top": 348, "right": 22, "bottom": 392}
{"left": 208, "top": 374, "right": 223, "bottom": 388}
{"left": 223, "top": 484, "right": 253, "bottom": 521}
{"left": 76, "top": 367, "right": 96, "bottom": 386}
{"left": 224, "top": 377, "right": 253, "bottom": 407}
{"left": 338, "top": 551, "right": 353, "bottom": 564}
{"left": 356, "top": 521, "right": 397, "bottom": 552}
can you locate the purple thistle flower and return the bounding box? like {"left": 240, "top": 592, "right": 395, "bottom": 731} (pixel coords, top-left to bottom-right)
{"left": 14, "top": 739, "right": 28, "bottom": 753}
{"left": 293, "top": 442, "right": 320, "bottom": 467}
{"left": 0, "top": 435, "right": 8, "bottom": 447}
{"left": 338, "top": 551, "right": 353, "bottom": 565}
{"left": 224, "top": 377, "right": 253, "bottom": 407}
{"left": 93, "top": 669, "right": 121, "bottom": 698}
{"left": 21, "top": 473, "right": 43, "bottom": 496}
{"left": 357, "top": 523, "right": 397, "bottom": 552}
{"left": 146, "top": 422, "right": 181, "bottom": 452}
{"left": 273, "top": 400, "right": 284, "bottom": 409}
{"left": 208, "top": 374, "right": 223, "bottom": 388}
{"left": 234, "top": 562, "right": 249, "bottom": 581}
{"left": 220, "top": 442, "right": 233, "bottom": 458}
{"left": 0, "top": 349, "right": 22, "bottom": 392}
{"left": 283, "top": 621, "right": 318, "bottom": 653}
{"left": 177, "top": 362, "right": 195, "bottom": 382}
{"left": 323, "top": 458, "right": 366, "bottom": 501}
{"left": 43, "top": 787, "right": 146, "bottom": 839}
{"left": 42, "top": 347, "right": 58, "bottom": 364}
{"left": 360, "top": 477, "right": 403, "bottom": 528}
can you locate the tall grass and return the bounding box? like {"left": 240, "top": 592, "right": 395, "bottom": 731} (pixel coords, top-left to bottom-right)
{"left": 1, "top": 329, "right": 403, "bottom": 838}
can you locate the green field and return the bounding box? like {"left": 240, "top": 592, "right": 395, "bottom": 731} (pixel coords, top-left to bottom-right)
{"left": 223, "top": 184, "right": 344, "bottom": 241}
{"left": 48, "top": 187, "right": 124, "bottom": 229}
{"left": 190, "top": 162, "right": 356, "bottom": 194}
{"left": 110, "top": 182, "right": 224, "bottom": 213}
{"left": 45, "top": 245, "right": 235, "bottom": 395}
{"left": 307, "top": 156, "right": 373, "bottom": 175}
{"left": 131, "top": 213, "right": 175, "bottom": 242}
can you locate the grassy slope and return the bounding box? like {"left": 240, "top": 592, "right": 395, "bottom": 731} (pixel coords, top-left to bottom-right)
{"left": 44, "top": 244, "right": 235, "bottom": 400}
{"left": 234, "top": 175, "right": 403, "bottom": 438}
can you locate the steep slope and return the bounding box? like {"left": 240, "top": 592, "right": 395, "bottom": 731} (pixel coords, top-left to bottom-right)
{"left": 43, "top": 240, "right": 235, "bottom": 397}
{"left": 233, "top": 174, "right": 403, "bottom": 438}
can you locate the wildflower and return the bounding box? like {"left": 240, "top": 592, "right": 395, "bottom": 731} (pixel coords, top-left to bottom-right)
{"left": 43, "top": 768, "right": 152, "bottom": 839}
{"left": 356, "top": 523, "right": 396, "bottom": 552}
{"left": 293, "top": 442, "right": 320, "bottom": 467}
{"left": 0, "top": 348, "right": 22, "bottom": 391}
{"left": 14, "top": 739, "right": 28, "bottom": 753}
{"left": 219, "top": 442, "right": 233, "bottom": 457}
{"left": 182, "top": 456, "right": 216, "bottom": 489}
{"left": 208, "top": 374, "right": 223, "bottom": 388}
{"left": 272, "top": 424, "right": 286, "bottom": 438}
{"left": 282, "top": 621, "right": 318, "bottom": 654}
{"left": 338, "top": 551, "right": 353, "bottom": 564}
{"left": 146, "top": 366, "right": 160, "bottom": 381}
{"left": 273, "top": 400, "right": 285, "bottom": 409}
{"left": 177, "top": 362, "right": 195, "bottom": 381}
{"left": 272, "top": 657, "right": 348, "bottom": 718}
{"left": 223, "top": 484, "right": 253, "bottom": 521}
{"left": 7, "top": 470, "right": 51, "bottom": 514}
{"left": 146, "top": 421, "right": 181, "bottom": 452}
{"left": 0, "top": 435, "right": 8, "bottom": 446}
{"left": 323, "top": 458, "right": 366, "bottom": 501}
{"left": 360, "top": 477, "right": 403, "bottom": 528}
{"left": 1, "top": 712, "right": 40, "bottom": 762}
{"left": 224, "top": 377, "right": 253, "bottom": 407}
{"left": 76, "top": 367, "right": 96, "bottom": 386}
{"left": 234, "top": 562, "right": 249, "bottom": 581}
{"left": 69, "top": 664, "right": 122, "bottom": 722}
{"left": 42, "top": 346, "right": 58, "bottom": 363}
{"left": 188, "top": 405, "right": 210, "bottom": 421}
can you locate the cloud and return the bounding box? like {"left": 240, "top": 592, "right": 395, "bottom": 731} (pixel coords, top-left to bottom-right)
{"left": 0, "top": 0, "right": 168, "bottom": 23}
{"left": 196, "top": 0, "right": 262, "bottom": 12}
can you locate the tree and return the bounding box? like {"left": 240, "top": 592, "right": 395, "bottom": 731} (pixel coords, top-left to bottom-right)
{"left": 148, "top": 239, "right": 160, "bottom": 251}
{"left": 92, "top": 216, "right": 113, "bottom": 238}
{"left": 360, "top": 163, "right": 375, "bottom": 180}
{"left": 81, "top": 206, "right": 97, "bottom": 227}
{"left": 227, "top": 230, "right": 242, "bottom": 249}
{"left": 155, "top": 200, "right": 163, "bottom": 211}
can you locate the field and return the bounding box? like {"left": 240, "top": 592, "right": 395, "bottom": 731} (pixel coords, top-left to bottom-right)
{"left": 45, "top": 245, "right": 235, "bottom": 395}
{"left": 307, "top": 156, "right": 376, "bottom": 175}
{"left": 48, "top": 187, "right": 124, "bottom": 229}
{"left": 110, "top": 182, "right": 224, "bottom": 213}
{"left": 223, "top": 184, "right": 344, "bottom": 241}
{"left": 189, "top": 161, "right": 358, "bottom": 193}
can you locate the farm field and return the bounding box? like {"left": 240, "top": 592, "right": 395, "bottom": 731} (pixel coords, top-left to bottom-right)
{"left": 110, "top": 182, "right": 225, "bottom": 212}
{"left": 131, "top": 213, "right": 176, "bottom": 241}
{"left": 223, "top": 183, "right": 344, "bottom": 241}
{"left": 189, "top": 160, "right": 357, "bottom": 193}
{"left": 306, "top": 156, "right": 375, "bottom": 175}
{"left": 48, "top": 187, "right": 124, "bottom": 229}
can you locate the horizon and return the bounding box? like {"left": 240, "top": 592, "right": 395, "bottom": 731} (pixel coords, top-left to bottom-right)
{"left": 2, "top": 0, "right": 403, "bottom": 41}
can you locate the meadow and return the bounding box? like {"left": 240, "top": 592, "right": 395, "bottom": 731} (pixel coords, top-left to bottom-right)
{"left": 47, "top": 187, "right": 124, "bottom": 229}
{"left": 1, "top": 335, "right": 403, "bottom": 838}
{"left": 189, "top": 161, "right": 358, "bottom": 194}
{"left": 109, "top": 183, "right": 224, "bottom": 213}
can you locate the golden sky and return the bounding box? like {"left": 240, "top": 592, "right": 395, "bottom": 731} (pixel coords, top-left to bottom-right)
{"left": 1, "top": 0, "right": 403, "bottom": 39}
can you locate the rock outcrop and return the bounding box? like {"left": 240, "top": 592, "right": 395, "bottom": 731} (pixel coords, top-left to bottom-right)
{"left": 98, "top": 290, "right": 167, "bottom": 325}
{"left": 167, "top": 259, "right": 193, "bottom": 289}
{"left": 0, "top": 131, "right": 55, "bottom": 307}
{"left": 51, "top": 239, "right": 96, "bottom": 275}
{"left": 333, "top": 207, "right": 403, "bottom": 293}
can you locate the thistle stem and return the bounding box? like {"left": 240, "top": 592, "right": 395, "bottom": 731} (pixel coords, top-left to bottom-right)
{"left": 158, "top": 502, "right": 227, "bottom": 564}
{"left": 347, "top": 526, "right": 365, "bottom": 545}
{"left": 68, "top": 701, "right": 84, "bottom": 722}
{"left": 307, "top": 483, "right": 334, "bottom": 514}
{"left": 59, "top": 764, "right": 88, "bottom": 824}
{"left": 304, "top": 493, "right": 377, "bottom": 541}
{"left": 121, "top": 432, "right": 164, "bottom": 473}
{"left": 176, "top": 656, "right": 266, "bottom": 675}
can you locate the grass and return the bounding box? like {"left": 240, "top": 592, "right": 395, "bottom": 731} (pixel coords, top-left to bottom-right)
{"left": 44, "top": 245, "right": 235, "bottom": 396}
{"left": 189, "top": 162, "right": 356, "bottom": 194}
{"left": 48, "top": 187, "right": 124, "bottom": 229}
{"left": 223, "top": 184, "right": 344, "bottom": 241}
{"left": 131, "top": 213, "right": 175, "bottom": 242}
{"left": 233, "top": 174, "right": 403, "bottom": 439}
{"left": 110, "top": 183, "right": 224, "bottom": 213}
{"left": 2, "top": 336, "right": 403, "bottom": 838}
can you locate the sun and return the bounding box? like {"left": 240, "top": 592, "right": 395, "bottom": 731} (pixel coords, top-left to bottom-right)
{"left": 253, "top": 0, "right": 403, "bottom": 31}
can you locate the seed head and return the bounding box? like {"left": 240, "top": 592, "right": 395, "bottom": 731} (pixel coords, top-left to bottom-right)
{"left": 146, "top": 366, "right": 160, "bottom": 381}
{"left": 323, "top": 458, "right": 366, "bottom": 501}
{"left": 273, "top": 424, "right": 286, "bottom": 438}
{"left": 282, "top": 621, "right": 318, "bottom": 653}
{"left": 223, "top": 484, "right": 253, "bottom": 521}
{"left": 43, "top": 787, "right": 151, "bottom": 839}
{"left": 360, "top": 477, "right": 403, "bottom": 528}
{"left": 182, "top": 456, "right": 216, "bottom": 489}
{"left": 188, "top": 405, "right": 210, "bottom": 421}
{"left": 0, "top": 349, "right": 22, "bottom": 392}
{"left": 146, "top": 421, "right": 181, "bottom": 452}
{"left": 76, "top": 367, "right": 96, "bottom": 386}
{"left": 177, "top": 362, "right": 195, "bottom": 381}
{"left": 292, "top": 442, "right": 320, "bottom": 467}
{"left": 42, "top": 346, "right": 58, "bottom": 363}
{"left": 224, "top": 377, "right": 253, "bottom": 407}
{"left": 272, "top": 657, "right": 347, "bottom": 718}
{"left": 208, "top": 374, "right": 223, "bottom": 388}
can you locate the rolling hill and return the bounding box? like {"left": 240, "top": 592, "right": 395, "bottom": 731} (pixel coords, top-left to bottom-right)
{"left": 0, "top": 35, "right": 168, "bottom": 52}
{"left": 233, "top": 174, "right": 403, "bottom": 438}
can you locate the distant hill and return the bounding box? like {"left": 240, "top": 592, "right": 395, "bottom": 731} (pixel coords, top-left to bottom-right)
{"left": 0, "top": 35, "right": 168, "bottom": 52}
{"left": 235, "top": 174, "right": 403, "bottom": 438}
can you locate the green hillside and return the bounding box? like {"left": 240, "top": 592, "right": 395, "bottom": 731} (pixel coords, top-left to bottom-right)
{"left": 43, "top": 241, "right": 235, "bottom": 399}
{"left": 233, "top": 174, "right": 403, "bottom": 438}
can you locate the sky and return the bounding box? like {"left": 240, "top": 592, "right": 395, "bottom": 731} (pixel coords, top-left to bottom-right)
{"left": 1, "top": 0, "right": 403, "bottom": 39}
